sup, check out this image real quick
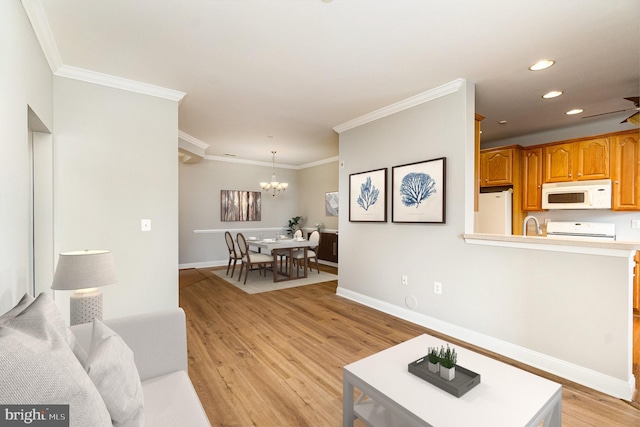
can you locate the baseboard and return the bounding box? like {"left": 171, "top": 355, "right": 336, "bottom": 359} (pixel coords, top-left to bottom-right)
{"left": 336, "top": 286, "right": 635, "bottom": 401}
{"left": 179, "top": 260, "right": 226, "bottom": 270}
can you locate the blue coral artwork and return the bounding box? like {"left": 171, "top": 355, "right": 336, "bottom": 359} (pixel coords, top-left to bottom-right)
{"left": 349, "top": 168, "right": 387, "bottom": 222}
{"left": 392, "top": 157, "right": 446, "bottom": 223}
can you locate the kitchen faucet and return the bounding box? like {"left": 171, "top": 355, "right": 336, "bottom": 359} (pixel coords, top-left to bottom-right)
{"left": 522, "top": 215, "right": 543, "bottom": 236}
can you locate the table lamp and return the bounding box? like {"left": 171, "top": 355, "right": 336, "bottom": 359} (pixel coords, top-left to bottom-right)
{"left": 51, "top": 250, "right": 118, "bottom": 325}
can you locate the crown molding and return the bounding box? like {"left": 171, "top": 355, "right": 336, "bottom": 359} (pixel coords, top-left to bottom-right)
{"left": 333, "top": 78, "right": 465, "bottom": 133}
{"left": 298, "top": 156, "right": 340, "bottom": 169}
{"left": 178, "top": 130, "right": 209, "bottom": 150}
{"left": 22, "top": 0, "right": 186, "bottom": 103}
{"left": 56, "top": 65, "right": 186, "bottom": 102}
{"left": 21, "top": 0, "right": 62, "bottom": 72}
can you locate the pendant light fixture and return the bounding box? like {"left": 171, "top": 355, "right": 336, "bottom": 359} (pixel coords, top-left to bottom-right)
{"left": 260, "top": 151, "right": 288, "bottom": 196}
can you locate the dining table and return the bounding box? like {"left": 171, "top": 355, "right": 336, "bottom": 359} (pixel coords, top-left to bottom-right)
{"left": 247, "top": 238, "right": 315, "bottom": 282}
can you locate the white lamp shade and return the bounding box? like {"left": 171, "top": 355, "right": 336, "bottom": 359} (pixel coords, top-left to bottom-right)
{"left": 51, "top": 250, "right": 118, "bottom": 291}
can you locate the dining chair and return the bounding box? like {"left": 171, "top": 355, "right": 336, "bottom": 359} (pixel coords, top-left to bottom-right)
{"left": 290, "top": 230, "right": 321, "bottom": 274}
{"left": 293, "top": 229, "right": 303, "bottom": 239}
{"left": 236, "top": 233, "right": 274, "bottom": 285}
{"left": 224, "top": 231, "right": 242, "bottom": 278}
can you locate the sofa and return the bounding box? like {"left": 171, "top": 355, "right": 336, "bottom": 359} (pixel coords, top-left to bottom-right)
{"left": 0, "top": 292, "right": 210, "bottom": 427}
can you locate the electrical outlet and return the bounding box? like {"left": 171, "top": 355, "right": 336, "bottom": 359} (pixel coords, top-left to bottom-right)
{"left": 401, "top": 275, "right": 408, "bottom": 285}
{"left": 632, "top": 219, "right": 640, "bottom": 229}
{"left": 434, "top": 281, "right": 442, "bottom": 294}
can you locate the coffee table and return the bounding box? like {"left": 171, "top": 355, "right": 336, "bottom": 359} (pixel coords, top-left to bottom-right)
{"left": 343, "top": 334, "right": 562, "bottom": 427}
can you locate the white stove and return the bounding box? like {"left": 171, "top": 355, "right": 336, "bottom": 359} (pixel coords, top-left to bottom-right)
{"left": 546, "top": 221, "right": 616, "bottom": 242}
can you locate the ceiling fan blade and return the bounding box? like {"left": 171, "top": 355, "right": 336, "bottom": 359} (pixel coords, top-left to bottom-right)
{"left": 582, "top": 108, "right": 635, "bottom": 119}
{"left": 624, "top": 96, "right": 639, "bottom": 107}
{"left": 621, "top": 112, "right": 639, "bottom": 125}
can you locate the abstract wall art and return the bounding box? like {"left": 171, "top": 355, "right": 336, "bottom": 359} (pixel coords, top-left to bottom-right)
{"left": 349, "top": 168, "right": 387, "bottom": 222}
{"left": 220, "top": 190, "right": 261, "bottom": 221}
{"left": 325, "top": 191, "right": 339, "bottom": 217}
{"left": 392, "top": 157, "right": 446, "bottom": 223}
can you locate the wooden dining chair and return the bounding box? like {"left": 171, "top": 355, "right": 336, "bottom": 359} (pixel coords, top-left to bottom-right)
{"left": 224, "top": 231, "right": 241, "bottom": 278}
{"left": 236, "top": 233, "right": 274, "bottom": 285}
{"left": 290, "top": 230, "right": 321, "bottom": 274}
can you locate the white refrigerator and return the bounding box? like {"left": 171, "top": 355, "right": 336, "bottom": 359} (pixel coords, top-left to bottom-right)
{"left": 475, "top": 190, "right": 513, "bottom": 234}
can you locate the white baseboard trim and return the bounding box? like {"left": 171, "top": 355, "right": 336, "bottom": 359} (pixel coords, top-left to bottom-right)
{"left": 336, "top": 286, "right": 635, "bottom": 401}
{"left": 179, "top": 260, "right": 226, "bottom": 270}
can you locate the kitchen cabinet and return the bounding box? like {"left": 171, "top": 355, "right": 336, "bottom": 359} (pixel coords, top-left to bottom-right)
{"left": 474, "top": 113, "right": 484, "bottom": 212}
{"left": 611, "top": 130, "right": 640, "bottom": 211}
{"left": 478, "top": 145, "right": 524, "bottom": 234}
{"left": 317, "top": 232, "right": 338, "bottom": 263}
{"left": 521, "top": 147, "right": 543, "bottom": 211}
{"left": 480, "top": 147, "right": 517, "bottom": 187}
{"left": 543, "top": 138, "right": 609, "bottom": 183}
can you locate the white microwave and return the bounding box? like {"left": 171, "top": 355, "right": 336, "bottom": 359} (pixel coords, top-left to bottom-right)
{"left": 541, "top": 179, "right": 612, "bottom": 210}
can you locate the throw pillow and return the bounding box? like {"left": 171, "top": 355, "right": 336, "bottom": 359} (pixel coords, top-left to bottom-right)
{"left": 85, "top": 318, "right": 144, "bottom": 427}
{"left": 0, "top": 293, "right": 112, "bottom": 427}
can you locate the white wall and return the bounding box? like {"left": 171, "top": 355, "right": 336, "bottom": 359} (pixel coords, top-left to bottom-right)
{"left": 0, "top": 0, "right": 53, "bottom": 314}
{"left": 298, "top": 160, "right": 339, "bottom": 232}
{"left": 337, "top": 80, "right": 633, "bottom": 398}
{"left": 53, "top": 77, "right": 180, "bottom": 320}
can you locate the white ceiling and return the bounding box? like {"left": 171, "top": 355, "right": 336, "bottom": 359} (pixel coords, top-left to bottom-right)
{"left": 28, "top": 0, "right": 639, "bottom": 166}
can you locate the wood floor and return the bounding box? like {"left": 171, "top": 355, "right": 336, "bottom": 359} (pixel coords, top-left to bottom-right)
{"left": 179, "top": 266, "right": 640, "bottom": 427}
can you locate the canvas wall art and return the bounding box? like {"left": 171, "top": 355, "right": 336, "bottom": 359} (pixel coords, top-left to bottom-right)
{"left": 221, "top": 190, "right": 261, "bottom": 221}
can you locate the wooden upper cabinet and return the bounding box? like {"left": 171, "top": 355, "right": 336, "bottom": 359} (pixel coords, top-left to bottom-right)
{"left": 611, "top": 130, "right": 640, "bottom": 211}
{"left": 522, "top": 147, "right": 543, "bottom": 211}
{"left": 544, "top": 143, "right": 573, "bottom": 182}
{"left": 576, "top": 138, "right": 609, "bottom": 180}
{"left": 480, "top": 148, "right": 514, "bottom": 186}
{"left": 543, "top": 138, "right": 609, "bottom": 183}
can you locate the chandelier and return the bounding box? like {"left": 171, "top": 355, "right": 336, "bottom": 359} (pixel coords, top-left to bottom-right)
{"left": 260, "top": 151, "right": 289, "bottom": 196}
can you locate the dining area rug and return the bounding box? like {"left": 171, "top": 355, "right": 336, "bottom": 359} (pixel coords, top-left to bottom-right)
{"left": 212, "top": 268, "right": 338, "bottom": 294}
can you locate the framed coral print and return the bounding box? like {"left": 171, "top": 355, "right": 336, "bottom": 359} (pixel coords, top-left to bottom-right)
{"left": 349, "top": 168, "right": 387, "bottom": 222}
{"left": 392, "top": 157, "right": 446, "bottom": 223}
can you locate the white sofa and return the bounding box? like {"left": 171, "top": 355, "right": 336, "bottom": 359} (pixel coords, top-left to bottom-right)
{"left": 1, "top": 293, "right": 209, "bottom": 426}
{"left": 70, "top": 308, "right": 210, "bottom": 427}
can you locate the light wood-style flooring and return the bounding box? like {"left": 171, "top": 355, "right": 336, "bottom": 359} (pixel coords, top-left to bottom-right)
{"left": 179, "top": 266, "right": 640, "bottom": 426}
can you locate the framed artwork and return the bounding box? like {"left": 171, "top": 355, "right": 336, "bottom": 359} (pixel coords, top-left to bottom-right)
{"left": 220, "top": 190, "right": 261, "bottom": 221}
{"left": 349, "top": 168, "right": 387, "bottom": 222}
{"left": 392, "top": 157, "right": 446, "bottom": 223}
{"left": 325, "top": 191, "right": 339, "bottom": 217}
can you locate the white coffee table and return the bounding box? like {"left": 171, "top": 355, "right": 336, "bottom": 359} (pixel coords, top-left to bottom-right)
{"left": 343, "top": 334, "right": 562, "bottom": 427}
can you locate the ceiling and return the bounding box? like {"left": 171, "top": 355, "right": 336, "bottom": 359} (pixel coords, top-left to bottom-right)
{"left": 28, "top": 0, "right": 639, "bottom": 166}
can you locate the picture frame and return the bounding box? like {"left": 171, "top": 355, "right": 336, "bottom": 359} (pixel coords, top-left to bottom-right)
{"left": 325, "top": 191, "right": 339, "bottom": 217}
{"left": 349, "top": 168, "right": 387, "bottom": 222}
{"left": 220, "top": 190, "right": 261, "bottom": 221}
{"left": 392, "top": 157, "right": 446, "bottom": 223}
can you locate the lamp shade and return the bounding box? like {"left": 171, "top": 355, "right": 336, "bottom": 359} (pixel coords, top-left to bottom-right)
{"left": 51, "top": 250, "right": 118, "bottom": 291}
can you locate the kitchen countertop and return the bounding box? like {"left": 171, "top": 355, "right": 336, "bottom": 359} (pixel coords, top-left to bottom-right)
{"left": 463, "top": 233, "right": 640, "bottom": 257}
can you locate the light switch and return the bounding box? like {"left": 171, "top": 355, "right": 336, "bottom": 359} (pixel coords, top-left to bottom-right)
{"left": 141, "top": 219, "right": 151, "bottom": 231}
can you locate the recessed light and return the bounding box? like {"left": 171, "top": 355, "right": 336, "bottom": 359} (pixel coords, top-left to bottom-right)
{"left": 499, "top": 120, "right": 508, "bottom": 124}
{"left": 566, "top": 109, "right": 584, "bottom": 115}
{"left": 542, "top": 90, "right": 563, "bottom": 99}
{"left": 529, "top": 60, "right": 556, "bottom": 71}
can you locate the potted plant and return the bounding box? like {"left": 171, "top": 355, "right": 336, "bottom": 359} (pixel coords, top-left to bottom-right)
{"left": 427, "top": 347, "right": 440, "bottom": 373}
{"left": 287, "top": 216, "right": 302, "bottom": 236}
{"left": 439, "top": 344, "right": 457, "bottom": 381}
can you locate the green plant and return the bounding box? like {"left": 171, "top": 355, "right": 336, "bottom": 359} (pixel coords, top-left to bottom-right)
{"left": 439, "top": 344, "right": 457, "bottom": 369}
{"left": 427, "top": 347, "right": 439, "bottom": 364}
{"left": 287, "top": 216, "right": 302, "bottom": 235}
